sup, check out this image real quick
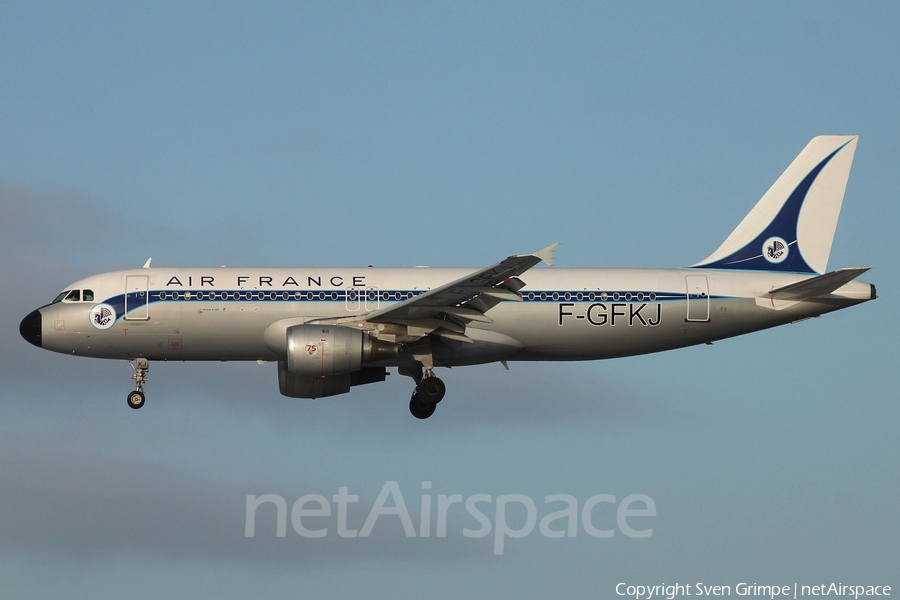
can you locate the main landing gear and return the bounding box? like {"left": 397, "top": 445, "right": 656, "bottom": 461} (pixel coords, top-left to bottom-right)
{"left": 404, "top": 367, "right": 446, "bottom": 420}
{"left": 127, "top": 358, "right": 149, "bottom": 409}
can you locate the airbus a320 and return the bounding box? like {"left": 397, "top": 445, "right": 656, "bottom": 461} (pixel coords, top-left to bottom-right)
{"left": 20, "top": 136, "right": 875, "bottom": 419}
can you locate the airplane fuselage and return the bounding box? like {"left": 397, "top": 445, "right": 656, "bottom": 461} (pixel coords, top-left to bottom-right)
{"left": 31, "top": 266, "right": 875, "bottom": 366}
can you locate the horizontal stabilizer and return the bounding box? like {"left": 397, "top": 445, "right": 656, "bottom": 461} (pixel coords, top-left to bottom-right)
{"left": 767, "top": 267, "right": 870, "bottom": 300}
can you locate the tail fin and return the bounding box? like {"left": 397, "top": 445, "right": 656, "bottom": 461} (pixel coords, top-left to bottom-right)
{"left": 693, "top": 135, "right": 858, "bottom": 274}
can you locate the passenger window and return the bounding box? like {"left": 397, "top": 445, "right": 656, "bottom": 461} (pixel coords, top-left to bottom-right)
{"left": 65, "top": 290, "right": 81, "bottom": 302}
{"left": 83, "top": 289, "right": 94, "bottom": 302}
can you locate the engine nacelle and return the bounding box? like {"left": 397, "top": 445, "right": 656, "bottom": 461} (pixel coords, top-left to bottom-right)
{"left": 278, "top": 362, "right": 387, "bottom": 399}
{"left": 285, "top": 325, "right": 398, "bottom": 377}
{"left": 278, "top": 325, "right": 398, "bottom": 398}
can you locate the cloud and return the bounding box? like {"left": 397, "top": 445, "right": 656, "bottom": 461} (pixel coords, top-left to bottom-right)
{"left": 0, "top": 182, "right": 136, "bottom": 268}
{"left": 133, "top": 359, "right": 683, "bottom": 436}
{"left": 0, "top": 438, "right": 490, "bottom": 569}
{"left": 0, "top": 180, "right": 157, "bottom": 313}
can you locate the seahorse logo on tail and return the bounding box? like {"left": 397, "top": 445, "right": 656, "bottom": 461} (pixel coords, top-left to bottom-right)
{"left": 763, "top": 236, "right": 789, "bottom": 264}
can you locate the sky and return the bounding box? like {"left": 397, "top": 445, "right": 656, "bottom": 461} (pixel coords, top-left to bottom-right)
{"left": 1, "top": 2, "right": 898, "bottom": 598}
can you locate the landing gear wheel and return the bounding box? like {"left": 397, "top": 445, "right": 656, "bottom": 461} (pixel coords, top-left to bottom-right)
{"left": 127, "top": 390, "right": 145, "bottom": 410}
{"left": 409, "top": 392, "right": 436, "bottom": 419}
{"left": 417, "top": 376, "right": 446, "bottom": 404}
{"left": 128, "top": 359, "right": 149, "bottom": 410}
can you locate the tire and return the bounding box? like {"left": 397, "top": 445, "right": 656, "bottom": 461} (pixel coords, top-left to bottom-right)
{"left": 409, "top": 392, "right": 436, "bottom": 419}
{"left": 127, "top": 390, "right": 145, "bottom": 409}
{"left": 417, "top": 377, "right": 446, "bottom": 404}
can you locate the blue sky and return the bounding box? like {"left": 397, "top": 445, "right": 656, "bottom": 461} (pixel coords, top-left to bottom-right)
{"left": 1, "top": 2, "right": 897, "bottom": 598}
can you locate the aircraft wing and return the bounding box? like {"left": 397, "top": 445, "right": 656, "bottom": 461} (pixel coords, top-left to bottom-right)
{"left": 363, "top": 243, "right": 559, "bottom": 343}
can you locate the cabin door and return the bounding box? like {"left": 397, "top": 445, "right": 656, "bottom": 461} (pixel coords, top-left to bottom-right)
{"left": 125, "top": 275, "right": 150, "bottom": 320}
{"left": 685, "top": 275, "right": 710, "bottom": 322}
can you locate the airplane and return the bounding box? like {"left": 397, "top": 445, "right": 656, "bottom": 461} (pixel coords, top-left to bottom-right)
{"left": 19, "top": 135, "right": 875, "bottom": 419}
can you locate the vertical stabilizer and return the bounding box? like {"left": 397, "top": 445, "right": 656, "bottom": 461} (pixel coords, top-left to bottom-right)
{"left": 693, "top": 135, "right": 857, "bottom": 274}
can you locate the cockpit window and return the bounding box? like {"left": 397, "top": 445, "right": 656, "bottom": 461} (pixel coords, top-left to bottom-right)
{"left": 53, "top": 289, "right": 95, "bottom": 302}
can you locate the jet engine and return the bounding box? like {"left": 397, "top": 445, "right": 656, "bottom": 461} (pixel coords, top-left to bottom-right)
{"left": 279, "top": 325, "right": 398, "bottom": 398}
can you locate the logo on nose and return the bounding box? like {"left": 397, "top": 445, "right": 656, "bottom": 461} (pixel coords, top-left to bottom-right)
{"left": 89, "top": 304, "right": 117, "bottom": 330}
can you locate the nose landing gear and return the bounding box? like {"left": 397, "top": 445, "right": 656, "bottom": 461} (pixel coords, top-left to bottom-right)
{"left": 127, "top": 358, "right": 149, "bottom": 409}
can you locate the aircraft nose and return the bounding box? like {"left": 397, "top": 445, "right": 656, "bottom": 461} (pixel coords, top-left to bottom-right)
{"left": 19, "top": 309, "right": 42, "bottom": 348}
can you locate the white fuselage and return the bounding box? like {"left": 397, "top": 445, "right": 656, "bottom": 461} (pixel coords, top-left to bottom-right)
{"left": 34, "top": 266, "right": 874, "bottom": 367}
